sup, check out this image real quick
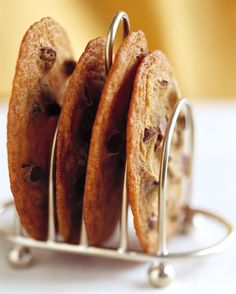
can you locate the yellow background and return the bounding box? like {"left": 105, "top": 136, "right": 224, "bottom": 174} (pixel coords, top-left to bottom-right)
{"left": 1, "top": 0, "right": 236, "bottom": 101}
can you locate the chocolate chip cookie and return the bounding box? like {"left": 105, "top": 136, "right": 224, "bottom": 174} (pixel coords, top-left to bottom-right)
{"left": 56, "top": 37, "right": 106, "bottom": 243}
{"left": 7, "top": 17, "right": 74, "bottom": 240}
{"left": 83, "top": 31, "right": 148, "bottom": 245}
{"left": 127, "top": 51, "right": 186, "bottom": 253}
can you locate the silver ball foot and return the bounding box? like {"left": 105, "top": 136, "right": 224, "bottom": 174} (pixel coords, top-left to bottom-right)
{"left": 8, "top": 245, "right": 33, "bottom": 268}
{"left": 148, "top": 262, "right": 175, "bottom": 288}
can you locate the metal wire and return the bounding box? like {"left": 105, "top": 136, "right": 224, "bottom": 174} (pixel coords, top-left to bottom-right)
{"left": 47, "top": 127, "right": 58, "bottom": 242}
{"left": 119, "top": 164, "right": 128, "bottom": 252}
{"left": 158, "top": 98, "right": 194, "bottom": 255}
{"left": 105, "top": 11, "right": 130, "bottom": 73}
{"left": 0, "top": 198, "right": 234, "bottom": 261}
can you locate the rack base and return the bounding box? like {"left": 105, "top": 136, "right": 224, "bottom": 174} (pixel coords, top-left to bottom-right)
{"left": 0, "top": 200, "right": 234, "bottom": 288}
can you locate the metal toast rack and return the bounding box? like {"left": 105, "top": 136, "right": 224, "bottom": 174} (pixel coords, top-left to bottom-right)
{"left": 0, "top": 11, "right": 234, "bottom": 288}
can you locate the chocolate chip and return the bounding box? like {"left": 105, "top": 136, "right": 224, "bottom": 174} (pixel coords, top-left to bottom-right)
{"left": 106, "top": 131, "right": 123, "bottom": 154}
{"left": 45, "top": 102, "right": 61, "bottom": 116}
{"left": 40, "top": 47, "right": 57, "bottom": 70}
{"left": 143, "top": 127, "right": 157, "bottom": 143}
{"left": 148, "top": 213, "right": 158, "bottom": 230}
{"left": 30, "top": 166, "right": 43, "bottom": 182}
{"left": 64, "top": 60, "right": 76, "bottom": 76}
{"left": 136, "top": 47, "right": 146, "bottom": 59}
{"left": 22, "top": 164, "right": 43, "bottom": 182}
{"left": 157, "top": 78, "right": 169, "bottom": 88}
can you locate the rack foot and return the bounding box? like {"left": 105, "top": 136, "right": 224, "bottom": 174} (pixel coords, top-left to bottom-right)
{"left": 148, "top": 262, "right": 175, "bottom": 288}
{"left": 8, "top": 245, "right": 33, "bottom": 268}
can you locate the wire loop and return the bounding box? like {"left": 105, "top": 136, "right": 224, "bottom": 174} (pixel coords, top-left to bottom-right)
{"left": 105, "top": 11, "right": 130, "bottom": 73}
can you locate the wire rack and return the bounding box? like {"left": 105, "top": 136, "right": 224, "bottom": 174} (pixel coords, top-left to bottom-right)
{"left": 0, "top": 11, "right": 234, "bottom": 289}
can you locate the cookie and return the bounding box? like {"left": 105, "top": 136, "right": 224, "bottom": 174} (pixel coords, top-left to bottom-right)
{"left": 127, "top": 51, "right": 186, "bottom": 253}
{"left": 83, "top": 31, "right": 148, "bottom": 245}
{"left": 7, "top": 17, "right": 74, "bottom": 240}
{"left": 56, "top": 37, "right": 106, "bottom": 243}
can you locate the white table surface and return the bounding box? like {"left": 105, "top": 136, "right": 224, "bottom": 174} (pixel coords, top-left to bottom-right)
{"left": 0, "top": 101, "right": 236, "bottom": 293}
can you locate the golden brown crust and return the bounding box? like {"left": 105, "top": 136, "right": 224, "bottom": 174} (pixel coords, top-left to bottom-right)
{"left": 7, "top": 17, "right": 74, "bottom": 240}
{"left": 83, "top": 31, "right": 148, "bottom": 245}
{"left": 127, "top": 51, "right": 186, "bottom": 253}
{"left": 56, "top": 37, "right": 106, "bottom": 243}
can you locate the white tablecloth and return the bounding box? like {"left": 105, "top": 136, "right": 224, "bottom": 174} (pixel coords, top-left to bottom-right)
{"left": 0, "top": 101, "right": 236, "bottom": 293}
